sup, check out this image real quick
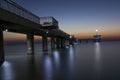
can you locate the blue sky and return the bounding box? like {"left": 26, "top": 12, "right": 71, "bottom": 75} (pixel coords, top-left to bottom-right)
{"left": 5, "top": 0, "right": 120, "bottom": 39}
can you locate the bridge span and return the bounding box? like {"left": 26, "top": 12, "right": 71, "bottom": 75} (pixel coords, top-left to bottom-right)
{"left": 0, "top": 0, "right": 75, "bottom": 63}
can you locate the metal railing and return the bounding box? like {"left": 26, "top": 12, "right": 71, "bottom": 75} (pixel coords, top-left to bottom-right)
{"left": 40, "top": 16, "right": 58, "bottom": 27}
{"left": 0, "top": 0, "right": 40, "bottom": 24}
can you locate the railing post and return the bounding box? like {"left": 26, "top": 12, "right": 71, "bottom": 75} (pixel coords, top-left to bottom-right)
{"left": 0, "top": 28, "right": 4, "bottom": 63}
{"left": 27, "top": 33, "right": 34, "bottom": 54}
{"left": 42, "top": 36, "right": 48, "bottom": 51}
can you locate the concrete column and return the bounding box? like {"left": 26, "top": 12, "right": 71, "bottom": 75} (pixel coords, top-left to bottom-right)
{"left": 59, "top": 38, "right": 62, "bottom": 48}
{"left": 66, "top": 39, "right": 69, "bottom": 46}
{"left": 69, "top": 40, "right": 72, "bottom": 45}
{"left": 60, "top": 38, "right": 64, "bottom": 48}
{"left": 27, "top": 33, "right": 34, "bottom": 54}
{"left": 63, "top": 39, "right": 66, "bottom": 48}
{"left": 0, "top": 29, "right": 4, "bottom": 63}
{"left": 51, "top": 37, "right": 55, "bottom": 50}
{"left": 42, "top": 36, "right": 48, "bottom": 51}
{"left": 61, "top": 38, "right": 65, "bottom": 48}
{"left": 69, "top": 39, "right": 74, "bottom": 45}
{"left": 56, "top": 37, "right": 60, "bottom": 49}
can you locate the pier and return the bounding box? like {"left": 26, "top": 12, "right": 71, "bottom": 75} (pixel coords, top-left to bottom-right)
{"left": 0, "top": 0, "right": 75, "bottom": 63}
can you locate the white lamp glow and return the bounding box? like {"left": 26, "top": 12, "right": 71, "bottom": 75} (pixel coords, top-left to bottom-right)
{"left": 95, "top": 29, "right": 98, "bottom": 35}
{"left": 5, "top": 29, "right": 8, "bottom": 32}
{"left": 96, "top": 29, "right": 98, "bottom": 32}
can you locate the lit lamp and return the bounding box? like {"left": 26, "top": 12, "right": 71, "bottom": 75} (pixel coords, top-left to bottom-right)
{"left": 96, "top": 29, "right": 98, "bottom": 35}
{"left": 46, "top": 31, "right": 49, "bottom": 34}
{"left": 69, "top": 35, "right": 72, "bottom": 39}
{"left": 5, "top": 29, "right": 8, "bottom": 32}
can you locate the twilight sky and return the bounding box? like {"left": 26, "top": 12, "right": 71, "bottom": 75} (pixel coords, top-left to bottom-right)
{"left": 4, "top": 0, "right": 120, "bottom": 41}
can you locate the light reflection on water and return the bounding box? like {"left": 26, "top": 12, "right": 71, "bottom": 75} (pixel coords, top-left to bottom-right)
{"left": 94, "top": 42, "right": 101, "bottom": 80}
{"left": 1, "top": 41, "right": 120, "bottom": 80}
{"left": 44, "top": 56, "right": 53, "bottom": 80}
{"left": 68, "top": 46, "right": 74, "bottom": 72}
{"left": 53, "top": 50, "right": 60, "bottom": 70}
{"left": 53, "top": 51, "right": 60, "bottom": 66}
{"left": 95, "top": 42, "right": 101, "bottom": 62}
{"left": 1, "top": 61, "right": 14, "bottom": 80}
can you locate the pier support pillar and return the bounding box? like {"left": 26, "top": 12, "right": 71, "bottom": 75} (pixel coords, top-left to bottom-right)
{"left": 61, "top": 38, "right": 65, "bottom": 48}
{"left": 64, "top": 39, "right": 66, "bottom": 47}
{"left": 71, "top": 40, "right": 74, "bottom": 45}
{"left": 56, "top": 37, "right": 60, "bottom": 49}
{"left": 0, "top": 29, "right": 4, "bottom": 63}
{"left": 42, "top": 36, "right": 48, "bottom": 51}
{"left": 69, "top": 39, "right": 73, "bottom": 46}
{"left": 69, "top": 40, "right": 71, "bottom": 45}
{"left": 60, "top": 39, "right": 63, "bottom": 48}
{"left": 27, "top": 33, "right": 34, "bottom": 54}
{"left": 66, "top": 40, "right": 69, "bottom": 46}
{"left": 51, "top": 37, "right": 55, "bottom": 50}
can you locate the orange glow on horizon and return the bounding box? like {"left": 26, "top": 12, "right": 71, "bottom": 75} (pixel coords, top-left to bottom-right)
{"left": 69, "top": 29, "right": 120, "bottom": 40}
{"left": 3, "top": 28, "right": 120, "bottom": 42}
{"left": 3, "top": 32, "right": 42, "bottom": 42}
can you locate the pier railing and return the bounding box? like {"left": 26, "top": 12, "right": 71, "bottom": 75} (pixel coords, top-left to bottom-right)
{"left": 40, "top": 16, "right": 59, "bottom": 28}
{"left": 0, "top": 0, "right": 40, "bottom": 24}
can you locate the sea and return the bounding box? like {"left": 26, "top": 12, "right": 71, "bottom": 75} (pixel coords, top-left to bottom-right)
{"left": 0, "top": 41, "right": 120, "bottom": 80}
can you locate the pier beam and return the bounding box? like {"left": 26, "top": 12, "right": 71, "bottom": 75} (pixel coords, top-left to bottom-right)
{"left": 42, "top": 36, "right": 48, "bottom": 51}
{"left": 51, "top": 37, "right": 55, "bottom": 50}
{"left": 27, "top": 33, "right": 34, "bottom": 54}
{"left": 0, "top": 29, "right": 4, "bottom": 63}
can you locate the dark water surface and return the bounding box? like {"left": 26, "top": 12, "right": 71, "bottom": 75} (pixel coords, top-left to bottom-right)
{"left": 0, "top": 41, "right": 120, "bottom": 80}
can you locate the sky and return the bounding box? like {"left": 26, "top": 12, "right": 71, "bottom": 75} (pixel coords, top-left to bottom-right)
{"left": 3, "top": 0, "right": 120, "bottom": 41}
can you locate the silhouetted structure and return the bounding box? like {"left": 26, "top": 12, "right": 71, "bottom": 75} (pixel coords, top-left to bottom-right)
{"left": 0, "top": 0, "right": 75, "bottom": 64}
{"left": 93, "top": 35, "right": 101, "bottom": 42}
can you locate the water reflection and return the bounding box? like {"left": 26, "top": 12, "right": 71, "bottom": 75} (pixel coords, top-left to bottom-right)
{"left": 94, "top": 42, "right": 101, "bottom": 79}
{"left": 43, "top": 47, "right": 75, "bottom": 80}
{"left": 1, "top": 42, "right": 120, "bottom": 80}
{"left": 27, "top": 55, "right": 36, "bottom": 80}
{"left": 53, "top": 50, "right": 60, "bottom": 69}
{"left": 44, "top": 56, "right": 53, "bottom": 80}
{"left": 68, "top": 46, "right": 74, "bottom": 71}
{"left": 53, "top": 51, "right": 60, "bottom": 64}
{"left": 68, "top": 46, "right": 75, "bottom": 80}
{"left": 69, "top": 46, "right": 74, "bottom": 61}
{"left": 0, "top": 61, "right": 14, "bottom": 80}
{"left": 95, "top": 42, "right": 101, "bottom": 62}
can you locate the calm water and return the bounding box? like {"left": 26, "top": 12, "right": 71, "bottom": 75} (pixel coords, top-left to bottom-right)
{"left": 0, "top": 41, "right": 120, "bottom": 80}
